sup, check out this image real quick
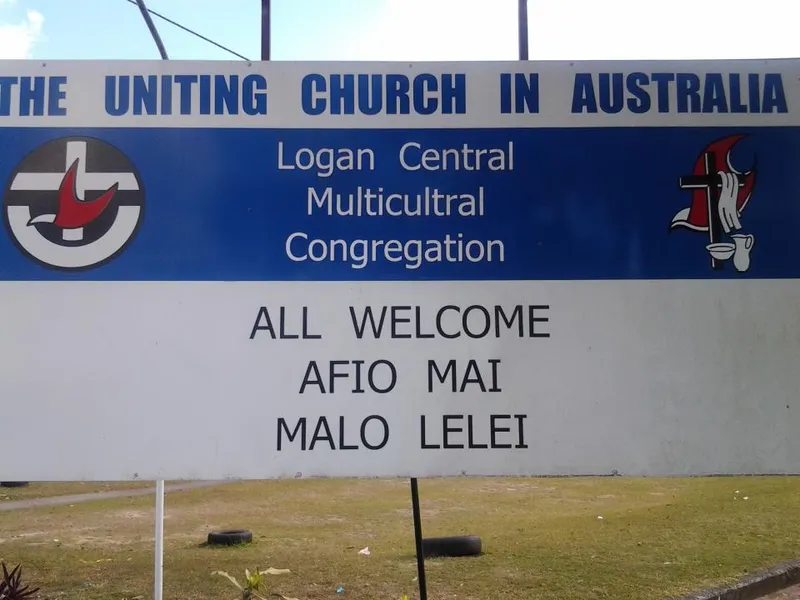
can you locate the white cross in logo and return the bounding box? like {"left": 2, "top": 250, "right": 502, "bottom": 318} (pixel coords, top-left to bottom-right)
{"left": 10, "top": 140, "right": 139, "bottom": 241}
{"left": 6, "top": 139, "right": 143, "bottom": 270}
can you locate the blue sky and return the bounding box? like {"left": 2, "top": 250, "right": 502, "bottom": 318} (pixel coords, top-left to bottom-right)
{"left": 0, "top": 0, "right": 799, "bottom": 62}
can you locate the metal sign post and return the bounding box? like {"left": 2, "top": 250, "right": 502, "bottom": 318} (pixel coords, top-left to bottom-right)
{"left": 410, "top": 479, "right": 428, "bottom": 600}
{"left": 518, "top": 0, "right": 529, "bottom": 60}
{"left": 154, "top": 480, "right": 165, "bottom": 600}
{"left": 261, "top": 0, "right": 271, "bottom": 60}
{"left": 134, "top": 0, "right": 169, "bottom": 59}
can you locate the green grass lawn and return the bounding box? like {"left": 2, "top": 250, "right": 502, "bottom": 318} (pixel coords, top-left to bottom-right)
{"left": 0, "top": 476, "right": 798, "bottom": 600}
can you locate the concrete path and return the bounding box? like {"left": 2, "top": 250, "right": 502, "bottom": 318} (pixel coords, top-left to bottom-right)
{"left": 0, "top": 480, "right": 229, "bottom": 512}
{"left": 763, "top": 584, "right": 800, "bottom": 599}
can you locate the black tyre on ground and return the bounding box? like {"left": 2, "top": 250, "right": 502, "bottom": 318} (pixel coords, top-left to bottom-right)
{"left": 207, "top": 529, "right": 253, "bottom": 546}
{"left": 421, "top": 535, "right": 482, "bottom": 558}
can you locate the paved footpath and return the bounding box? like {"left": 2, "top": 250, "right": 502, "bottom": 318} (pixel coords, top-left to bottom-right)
{"left": 0, "top": 480, "right": 228, "bottom": 512}
{"left": 763, "top": 584, "right": 800, "bottom": 599}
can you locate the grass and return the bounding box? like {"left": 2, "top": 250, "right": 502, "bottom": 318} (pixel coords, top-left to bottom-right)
{"left": 0, "top": 477, "right": 798, "bottom": 600}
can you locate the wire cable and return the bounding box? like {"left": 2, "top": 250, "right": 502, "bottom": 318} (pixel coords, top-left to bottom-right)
{"left": 124, "top": 0, "right": 251, "bottom": 61}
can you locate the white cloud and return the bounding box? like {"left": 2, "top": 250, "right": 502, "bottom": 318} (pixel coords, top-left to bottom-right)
{"left": 0, "top": 9, "right": 44, "bottom": 59}
{"left": 335, "top": 0, "right": 518, "bottom": 61}
{"left": 333, "top": 0, "right": 800, "bottom": 62}
{"left": 527, "top": 0, "right": 800, "bottom": 60}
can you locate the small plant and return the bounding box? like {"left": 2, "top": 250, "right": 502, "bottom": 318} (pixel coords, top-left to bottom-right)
{"left": 0, "top": 562, "right": 39, "bottom": 600}
{"left": 212, "top": 566, "right": 294, "bottom": 600}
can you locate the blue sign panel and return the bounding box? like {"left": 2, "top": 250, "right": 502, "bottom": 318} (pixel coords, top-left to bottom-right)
{"left": 0, "top": 62, "right": 797, "bottom": 282}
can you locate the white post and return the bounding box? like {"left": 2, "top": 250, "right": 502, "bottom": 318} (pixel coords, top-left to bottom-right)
{"left": 154, "top": 480, "right": 165, "bottom": 600}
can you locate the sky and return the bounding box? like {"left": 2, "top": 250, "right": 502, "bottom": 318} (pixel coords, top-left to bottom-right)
{"left": 0, "top": 0, "right": 799, "bottom": 62}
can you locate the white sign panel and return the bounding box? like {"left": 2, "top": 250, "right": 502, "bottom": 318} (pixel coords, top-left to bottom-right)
{"left": 0, "top": 59, "right": 798, "bottom": 480}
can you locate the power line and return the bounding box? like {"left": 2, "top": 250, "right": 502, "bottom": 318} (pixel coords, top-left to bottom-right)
{"left": 124, "top": 0, "right": 251, "bottom": 61}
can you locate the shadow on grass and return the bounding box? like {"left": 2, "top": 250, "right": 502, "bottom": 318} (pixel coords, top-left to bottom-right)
{"left": 197, "top": 541, "right": 255, "bottom": 550}
{"left": 399, "top": 552, "right": 486, "bottom": 561}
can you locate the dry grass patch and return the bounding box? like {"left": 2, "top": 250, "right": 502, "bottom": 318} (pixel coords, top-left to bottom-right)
{"left": 0, "top": 477, "right": 798, "bottom": 600}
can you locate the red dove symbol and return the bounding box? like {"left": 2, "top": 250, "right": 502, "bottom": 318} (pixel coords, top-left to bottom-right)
{"left": 27, "top": 159, "right": 119, "bottom": 228}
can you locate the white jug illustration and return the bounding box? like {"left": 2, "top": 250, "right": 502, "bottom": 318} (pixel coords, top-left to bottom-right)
{"left": 731, "top": 234, "right": 754, "bottom": 272}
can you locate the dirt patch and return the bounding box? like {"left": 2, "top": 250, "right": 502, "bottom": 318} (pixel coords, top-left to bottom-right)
{"left": 113, "top": 510, "right": 150, "bottom": 520}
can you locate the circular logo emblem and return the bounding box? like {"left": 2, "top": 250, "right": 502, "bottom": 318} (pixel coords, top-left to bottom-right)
{"left": 2, "top": 136, "right": 145, "bottom": 271}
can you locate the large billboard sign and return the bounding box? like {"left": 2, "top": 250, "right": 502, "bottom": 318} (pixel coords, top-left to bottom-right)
{"left": 0, "top": 59, "right": 798, "bottom": 480}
